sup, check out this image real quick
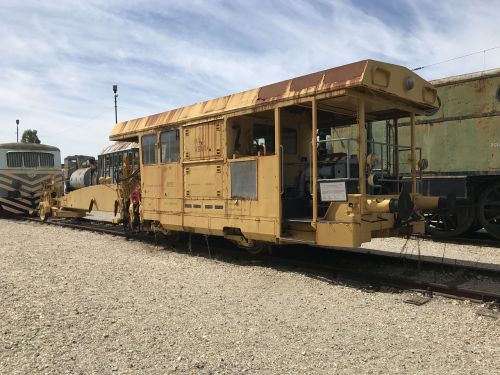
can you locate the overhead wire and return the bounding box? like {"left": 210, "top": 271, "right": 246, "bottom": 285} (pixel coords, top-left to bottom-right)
{"left": 412, "top": 44, "right": 500, "bottom": 71}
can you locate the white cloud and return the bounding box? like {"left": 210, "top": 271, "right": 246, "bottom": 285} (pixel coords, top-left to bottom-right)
{"left": 0, "top": 0, "right": 499, "bottom": 157}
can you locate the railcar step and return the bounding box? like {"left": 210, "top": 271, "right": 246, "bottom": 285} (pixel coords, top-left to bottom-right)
{"left": 279, "top": 236, "right": 316, "bottom": 244}
{"left": 285, "top": 217, "right": 313, "bottom": 223}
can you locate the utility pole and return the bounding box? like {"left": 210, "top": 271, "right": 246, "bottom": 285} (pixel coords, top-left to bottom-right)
{"left": 16, "top": 119, "right": 19, "bottom": 142}
{"left": 113, "top": 84, "right": 118, "bottom": 124}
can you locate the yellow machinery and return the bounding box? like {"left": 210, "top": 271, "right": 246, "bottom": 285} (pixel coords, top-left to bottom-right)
{"left": 45, "top": 59, "right": 450, "bottom": 250}
{"left": 38, "top": 157, "right": 140, "bottom": 228}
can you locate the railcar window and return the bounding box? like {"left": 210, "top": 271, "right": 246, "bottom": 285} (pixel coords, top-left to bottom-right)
{"left": 105, "top": 155, "right": 111, "bottom": 177}
{"left": 160, "top": 130, "right": 180, "bottom": 163}
{"left": 133, "top": 150, "right": 139, "bottom": 169}
{"left": 24, "top": 152, "right": 39, "bottom": 167}
{"left": 252, "top": 125, "right": 296, "bottom": 155}
{"left": 6, "top": 152, "right": 55, "bottom": 168}
{"left": 39, "top": 153, "right": 55, "bottom": 167}
{"left": 6, "top": 153, "right": 23, "bottom": 168}
{"left": 252, "top": 124, "right": 275, "bottom": 155}
{"left": 142, "top": 134, "right": 157, "bottom": 164}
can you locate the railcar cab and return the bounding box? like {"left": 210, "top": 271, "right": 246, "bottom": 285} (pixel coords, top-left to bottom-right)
{"left": 236, "top": 111, "right": 424, "bottom": 214}
{"left": 223, "top": 88, "right": 444, "bottom": 246}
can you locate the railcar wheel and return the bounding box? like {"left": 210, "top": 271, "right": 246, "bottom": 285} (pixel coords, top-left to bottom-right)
{"left": 478, "top": 182, "right": 500, "bottom": 240}
{"left": 229, "top": 239, "right": 271, "bottom": 255}
{"left": 424, "top": 203, "right": 475, "bottom": 238}
{"left": 244, "top": 241, "right": 271, "bottom": 255}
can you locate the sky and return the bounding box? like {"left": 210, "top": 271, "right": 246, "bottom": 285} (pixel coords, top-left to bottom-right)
{"left": 1, "top": 0, "right": 500, "bottom": 158}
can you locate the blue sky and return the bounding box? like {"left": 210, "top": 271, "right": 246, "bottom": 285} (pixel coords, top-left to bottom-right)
{"left": 1, "top": 0, "right": 500, "bottom": 157}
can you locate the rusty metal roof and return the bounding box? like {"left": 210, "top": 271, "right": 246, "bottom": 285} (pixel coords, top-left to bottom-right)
{"left": 99, "top": 142, "right": 139, "bottom": 155}
{"left": 110, "top": 59, "right": 437, "bottom": 141}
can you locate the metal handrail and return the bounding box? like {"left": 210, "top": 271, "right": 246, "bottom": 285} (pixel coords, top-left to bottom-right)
{"left": 280, "top": 145, "right": 284, "bottom": 194}
{"left": 318, "top": 178, "right": 359, "bottom": 182}
{"left": 315, "top": 136, "right": 423, "bottom": 190}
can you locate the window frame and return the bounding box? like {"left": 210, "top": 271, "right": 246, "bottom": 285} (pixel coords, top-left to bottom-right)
{"left": 5, "top": 151, "right": 55, "bottom": 169}
{"left": 159, "top": 129, "right": 180, "bottom": 164}
{"left": 141, "top": 133, "right": 158, "bottom": 165}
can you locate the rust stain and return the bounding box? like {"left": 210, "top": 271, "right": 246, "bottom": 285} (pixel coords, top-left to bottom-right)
{"left": 165, "top": 108, "right": 179, "bottom": 123}
{"left": 258, "top": 80, "right": 289, "bottom": 100}
{"left": 323, "top": 61, "right": 366, "bottom": 86}
{"left": 290, "top": 71, "right": 324, "bottom": 92}
{"left": 146, "top": 113, "right": 161, "bottom": 128}
{"left": 110, "top": 59, "right": 436, "bottom": 141}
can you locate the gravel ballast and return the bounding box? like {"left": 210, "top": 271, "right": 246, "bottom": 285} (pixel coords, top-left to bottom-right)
{"left": 0, "top": 218, "right": 499, "bottom": 374}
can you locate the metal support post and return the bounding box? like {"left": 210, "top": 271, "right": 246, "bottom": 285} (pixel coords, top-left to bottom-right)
{"left": 393, "top": 118, "right": 399, "bottom": 193}
{"left": 311, "top": 98, "right": 318, "bottom": 228}
{"left": 358, "top": 99, "right": 366, "bottom": 195}
{"left": 410, "top": 112, "right": 417, "bottom": 194}
{"left": 274, "top": 107, "right": 282, "bottom": 237}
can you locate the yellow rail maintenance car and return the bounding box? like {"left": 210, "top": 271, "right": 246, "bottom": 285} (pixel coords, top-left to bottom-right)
{"left": 107, "top": 59, "right": 451, "bottom": 250}
{"left": 43, "top": 59, "right": 450, "bottom": 251}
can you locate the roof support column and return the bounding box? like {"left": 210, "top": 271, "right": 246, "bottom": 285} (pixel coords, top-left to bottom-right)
{"left": 357, "top": 98, "right": 366, "bottom": 196}
{"left": 275, "top": 107, "right": 282, "bottom": 237}
{"left": 311, "top": 98, "right": 318, "bottom": 229}
{"left": 410, "top": 112, "right": 417, "bottom": 194}
{"left": 393, "top": 118, "right": 399, "bottom": 193}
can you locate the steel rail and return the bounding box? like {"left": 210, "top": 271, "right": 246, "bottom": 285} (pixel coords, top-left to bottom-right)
{"left": 413, "top": 233, "right": 500, "bottom": 249}
{"left": 251, "top": 252, "right": 500, "bottom": 304}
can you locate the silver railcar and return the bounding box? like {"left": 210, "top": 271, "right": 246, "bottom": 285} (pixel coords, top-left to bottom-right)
{"left": 98, "top": 142, "right": 139, "bottom": 183}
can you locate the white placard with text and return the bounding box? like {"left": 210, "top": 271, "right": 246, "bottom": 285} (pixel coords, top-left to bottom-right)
{"left": 320, "top": 181, "right": 347, "bottom": 202}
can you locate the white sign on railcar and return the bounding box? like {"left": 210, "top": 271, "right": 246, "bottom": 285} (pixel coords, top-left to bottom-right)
{"left": 320, "top": 181, "right": 347, "bottom": 202}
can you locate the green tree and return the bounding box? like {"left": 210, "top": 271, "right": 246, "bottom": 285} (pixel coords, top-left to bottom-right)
{"left": 21, "top": 129, "right": 41, "bottom": 144}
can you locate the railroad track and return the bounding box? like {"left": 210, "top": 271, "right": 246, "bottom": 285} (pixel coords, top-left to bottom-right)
{"left": 23, "top": 216, "right": 128, "bottom": 237}
{"left": 11, "top": 216, "right": 500, "bottom": 307}
{"left": 255, "top": 248, "right": 500, "bottom": 305}
{"left": 413, "top": 232, "right": 500, "bottom": 249}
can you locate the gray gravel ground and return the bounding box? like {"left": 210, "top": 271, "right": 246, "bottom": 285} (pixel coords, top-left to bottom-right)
{"left": 363, "top": 237, "right": 500, "bottom": 271}
{"left": 0, "top": 218, "right": 499, "bottom": 374}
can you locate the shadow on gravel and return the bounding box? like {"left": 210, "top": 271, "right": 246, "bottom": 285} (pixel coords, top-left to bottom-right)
{"left": 145, "top": 232, "right": 500, "bottom": 303}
